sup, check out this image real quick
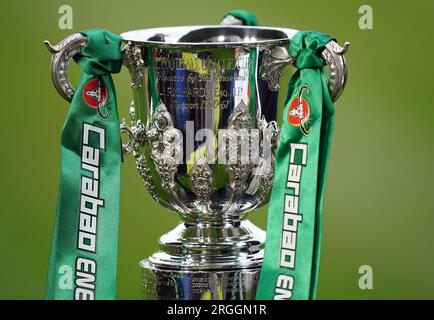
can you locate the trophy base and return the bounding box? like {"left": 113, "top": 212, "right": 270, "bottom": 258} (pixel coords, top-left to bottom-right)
{"left": 141, "top": 261, "right": 261, "bottom": 300}
{"left": 140, "top": 219, "right": 265, "bottom": 300}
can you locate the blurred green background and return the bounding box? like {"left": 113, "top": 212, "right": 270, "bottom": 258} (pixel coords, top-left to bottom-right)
{"left": 1, "top": 0, "right": 433, "bottom": 299}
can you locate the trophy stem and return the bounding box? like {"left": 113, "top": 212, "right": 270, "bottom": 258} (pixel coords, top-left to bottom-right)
{"left": 141, "top": 219, "right": 265, "bottom": 300}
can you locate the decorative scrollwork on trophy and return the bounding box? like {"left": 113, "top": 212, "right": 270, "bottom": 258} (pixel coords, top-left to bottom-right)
{"left": 146, "top": 102, "right": 183, "bottom": 193}
{"left": 136, "top": 155, "right": 162, "bottom": 204}
{"left": 260, "top": 46, "right": 295, "bottom": 91}
{"left": 189, "top": 158, "right": 216, "bottom": 209}
{"left": 122, "top": 42, "right": 144, "bottom": 89}
{"left": 246, "top": 116, "right": 280, "bottom": 208}
{"left": 224, "top": 100, "right": 254, "bottom": 200}
{"left": 120, "top": 103, "right": 163, "bottom": 205}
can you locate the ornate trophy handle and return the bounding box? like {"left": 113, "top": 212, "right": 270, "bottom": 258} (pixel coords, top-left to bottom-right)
{"left": 259, "top": 41, "right": 350, "bottom": 102}
{"left": 44, "top": 33, "right": 88, "bottom": 102}
{"left": 321, "top": 40, "right": 350, "bottom": 102}
{"left": 44, "top": 34, "right": 141, "bottom": 155}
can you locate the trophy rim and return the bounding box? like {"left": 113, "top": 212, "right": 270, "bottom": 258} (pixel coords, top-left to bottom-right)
{"left": 120, "top": 25, "right": 297, "bottom": 48}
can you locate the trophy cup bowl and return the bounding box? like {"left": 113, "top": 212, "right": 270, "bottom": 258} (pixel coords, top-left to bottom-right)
{"left": 45, "top": 25, "right": 348, "bottom": 300}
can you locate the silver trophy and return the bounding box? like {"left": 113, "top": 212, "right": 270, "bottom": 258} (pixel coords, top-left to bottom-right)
{"left": 45, "top": 23, "right": 348, "bottom": 300}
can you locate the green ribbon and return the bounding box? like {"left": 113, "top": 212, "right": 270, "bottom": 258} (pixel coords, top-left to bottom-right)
{"left": 223, "top": 9, "right": 258, "bottom": 26}
{"left": 256, "top": 31, "right": 335, "bottom": 300}
{"left": 45, "top": 29, "right": 122, "bottom": 300}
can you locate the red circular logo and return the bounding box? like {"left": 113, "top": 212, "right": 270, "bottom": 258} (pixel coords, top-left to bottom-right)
{"left": 288, "top": 97, "right": 310, "bottom": 127}
{"left": 83, "top": 78, "right": 107, "bottom": 109}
